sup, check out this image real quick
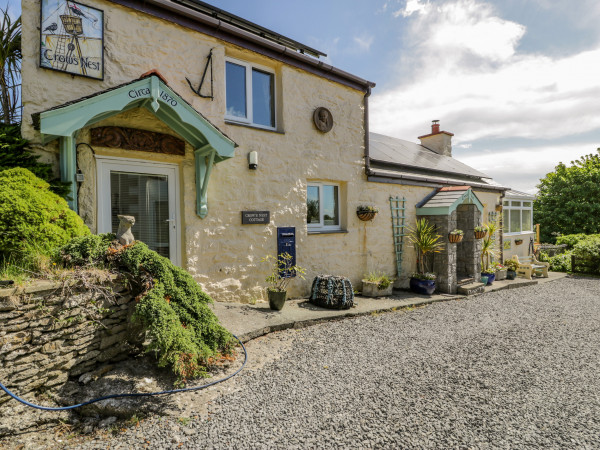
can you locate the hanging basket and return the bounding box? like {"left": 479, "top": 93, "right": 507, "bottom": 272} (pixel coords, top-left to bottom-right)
{"left": 357, "top": 210, "right": 377, "bottom": 221}
{"left": 474, "top": 230, "right": 487, "bottom": 239}
{"left": 448, "top": 233, "right": 463, "bottom": 243}
{"left": 514, "top": 239, "right": 523, "bottom": 245}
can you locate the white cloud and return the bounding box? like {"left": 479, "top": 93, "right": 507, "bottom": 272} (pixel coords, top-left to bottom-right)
{"left": 395, "top": 0, "right": 430, "bottom": 18}
{"left": 353, "top": 34, "right": 374, "bottom": 52}
{"left": 370, "top": 0, "right": 600, "bottom": 144}
{"left": 455, "top": 142, "right": 599, "bottom": 194}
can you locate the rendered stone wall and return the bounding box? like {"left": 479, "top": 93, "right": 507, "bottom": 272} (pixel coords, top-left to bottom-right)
{"left": 0, "top": 279, "right": 138, "bottom": 403}
{"left": 20, "top": 0, "right": 504, "bottom": 302}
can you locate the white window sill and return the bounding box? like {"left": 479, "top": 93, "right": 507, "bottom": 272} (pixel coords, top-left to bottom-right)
{"left": 224, "top": 120, "right": 283, "bottom": 134}
{"left": 307, "top": 229, "right": 348, "bottom": 235}
{"left": 504, "top": 231, "right": 535, "bottom": 236}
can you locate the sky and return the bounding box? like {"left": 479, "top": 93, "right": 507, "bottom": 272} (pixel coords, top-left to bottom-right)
{"left": 8, "top": 0, "right": 600, "bottom": 193}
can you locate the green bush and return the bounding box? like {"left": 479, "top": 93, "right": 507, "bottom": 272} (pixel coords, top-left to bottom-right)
{"left": 572, "top": 235, "right": 600, "bottom": 259}
{"left": 0, "top": 168, "right": 89, "bottom": 262}
{"left": 0, "top": 124, "right": 71, "bottom": 197}
{"left": 555, "top": 233, "right": 590, "bottom": 249}
{"left": 539, "top": 251, "right": 572, "bottom": 272}
{"left": 58, "top": 237, "right": 233, "bottom": 380}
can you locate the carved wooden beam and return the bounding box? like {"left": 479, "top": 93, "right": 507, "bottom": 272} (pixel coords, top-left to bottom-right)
{"left": 90, "top": 126, "right": 185, "bottom": 156}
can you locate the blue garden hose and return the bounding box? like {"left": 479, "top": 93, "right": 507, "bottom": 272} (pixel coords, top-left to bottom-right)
{"left": 0, "top": 335, "right": 247, "bottom": 411}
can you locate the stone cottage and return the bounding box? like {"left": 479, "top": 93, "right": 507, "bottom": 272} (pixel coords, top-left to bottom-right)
{"left": 22, "top": 0, "right": 511, "bottom": 300}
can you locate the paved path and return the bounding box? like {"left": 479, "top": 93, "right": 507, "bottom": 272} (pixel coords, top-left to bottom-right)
{"left": 65, "top": 275, "right": 598, "bottom": 449}
{"left": 213, "top": 271, "right": 566, "bottom": 341}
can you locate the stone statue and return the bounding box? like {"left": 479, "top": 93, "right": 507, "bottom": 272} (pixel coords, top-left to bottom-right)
{"left": 116, "top": 215, "right": 135, "bottom": 245}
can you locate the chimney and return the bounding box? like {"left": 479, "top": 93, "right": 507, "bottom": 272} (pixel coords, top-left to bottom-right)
{"left": 418, "top": 120, "right": 454, "bottom": 157}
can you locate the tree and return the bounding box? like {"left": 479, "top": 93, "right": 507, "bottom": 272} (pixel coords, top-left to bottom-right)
{"left": 534, "top": 150, "right": 600, "bottom": 243}
{"left": 0, "top": 9, "right": 21, "bottom": 124}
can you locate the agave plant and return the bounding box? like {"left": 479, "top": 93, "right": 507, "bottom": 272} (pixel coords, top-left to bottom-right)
{"left": 408, "top": 218, "right": 445, "bottom": 275}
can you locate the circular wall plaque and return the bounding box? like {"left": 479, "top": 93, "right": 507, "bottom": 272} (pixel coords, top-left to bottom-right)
{"left": 313, "top": 107, "right": 333, "bottom": 133}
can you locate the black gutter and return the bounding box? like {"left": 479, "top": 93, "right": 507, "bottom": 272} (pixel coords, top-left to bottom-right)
{"left": 369, "top": 157, "right": 488, "bottom": 181}
{"left": 108, "top": 0, "right": 375, "bottom": 92}
{"left": 368, "top": 169, "right": 509, "bottom": 192}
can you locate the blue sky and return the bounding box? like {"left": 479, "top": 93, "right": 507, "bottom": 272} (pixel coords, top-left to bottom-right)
{"left": 8, "top": 0, "right": 600, "bottom": 193}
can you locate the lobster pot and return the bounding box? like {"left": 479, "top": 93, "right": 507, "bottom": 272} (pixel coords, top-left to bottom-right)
{"left": 309, "top": 275, "right": 354, "bottom": 310}
{"left": 60, "top": 15, "right": 83, "bottom": 35}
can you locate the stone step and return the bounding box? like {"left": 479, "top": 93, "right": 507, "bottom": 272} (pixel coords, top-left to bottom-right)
{"left": 457, "top": 277, "right": 474, "bottom": 286}
{"left": 457, "top": 282, "right": 486, "bottom": 296}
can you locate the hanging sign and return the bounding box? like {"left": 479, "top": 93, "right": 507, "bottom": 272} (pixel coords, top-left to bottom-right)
{"left": 40, "top": 0, "right": 104, "bottom": 80}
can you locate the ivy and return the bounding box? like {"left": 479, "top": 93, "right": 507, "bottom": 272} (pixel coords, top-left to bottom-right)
{"left": 59, "top": 236, "right": 233, "bottom": 380}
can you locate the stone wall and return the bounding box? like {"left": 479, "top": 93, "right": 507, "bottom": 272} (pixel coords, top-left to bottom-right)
{"left": 0, "top": 278, "right": 139, "bottom": 403}
{"left": 457, "top": 204, "right": 483, "bottom": 281}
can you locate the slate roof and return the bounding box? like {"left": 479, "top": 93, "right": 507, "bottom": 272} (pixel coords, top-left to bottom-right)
{"left": 368, "top": 132, "right": 508, "bottom": 191}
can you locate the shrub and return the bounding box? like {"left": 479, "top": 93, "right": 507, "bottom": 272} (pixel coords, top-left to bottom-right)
{"left": 555, "top": 233, "right": 589, "bottom": 249}
{"left": 58, "top": 237, "right": 233, "bottom": 380}
{"left": 572, "top": 235, "right": 600, "bottom": 259}
{"left": 0, "top": 123, "right": 71, "bottom": 197}
{"left": 539, "top": 251, "right": 572, "bottom": 272}
{"left": 0, "top": 168, "right": 89, "bottom": 262}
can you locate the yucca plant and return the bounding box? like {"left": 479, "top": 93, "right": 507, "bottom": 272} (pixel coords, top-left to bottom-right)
{"left": 481, "top": 219, "right": 500, "bottom": 273}
{"left": 408, "top": 218, "right": 445, "bottom": 275}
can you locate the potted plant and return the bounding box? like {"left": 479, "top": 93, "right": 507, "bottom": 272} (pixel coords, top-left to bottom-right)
{"left": 494, "top": 262, "right": 507, "bottom": 280}
{"left": 409, "top": 272, "right": 437, "bottom": 295}
{"left": 261, "top": 252, "right": 306, "bottom": 310}
{"left": 408, "top": 218, "right": 444, "bottom": 295}
{"left": 356, "top": 205, "right": 378, "bottom": 221}
{"left": 505, "top": 259, "right": 519, "bottom": 280}
{"left": 448, "top": 229, "right": 464, "bottom": 243}
{"left": 474, "top": 225, "right": 487, "bottom": 239}
{"left": 480, "top": 220, "right": 499, "bottom": 285}
{"left": 362, "top": 272, "right": 394, "bottom": 297}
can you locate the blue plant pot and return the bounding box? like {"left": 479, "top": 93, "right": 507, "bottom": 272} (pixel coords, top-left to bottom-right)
{"left": 482, "top": 273, "right": 495, "bottom": 285}
{"left": 409, "top": 278, "right": 436, "bottom": 295}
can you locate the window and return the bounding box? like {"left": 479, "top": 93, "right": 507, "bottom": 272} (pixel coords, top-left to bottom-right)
{"left": 502, "top": 199, "right": 533, "bottom": 234}
{"left": 225, "top": 58, "right": 275, "bottom": 129}
{"left": 307, "top": 182, "right": 340, "bottom": 230}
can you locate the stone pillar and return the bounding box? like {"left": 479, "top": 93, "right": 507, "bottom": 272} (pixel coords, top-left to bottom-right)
{"left": 457, "top": 204, "right": 482, "bottom": 281}
{"left": 421, "top": 211, "right": 457, "bottom": 294}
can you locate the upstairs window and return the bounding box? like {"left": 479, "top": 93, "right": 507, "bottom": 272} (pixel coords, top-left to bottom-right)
{"left": 307, "top": 182, "right": 340, "bottom": 230}
{"left": 502, "top": 200, "right": 533, "bottom": 234}
{"left": 225, "top": 58, "right": 275, "bottom": 129}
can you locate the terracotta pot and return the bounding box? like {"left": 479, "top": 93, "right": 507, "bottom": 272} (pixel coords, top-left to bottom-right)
{"left": 448, "top": 233, "right": 463, "bottom": 243}
{"left": 474, "top": 230, "right": 487, "bottom": 239}
{"left": 357, "top": 210, "right": 377, "bottom": 221}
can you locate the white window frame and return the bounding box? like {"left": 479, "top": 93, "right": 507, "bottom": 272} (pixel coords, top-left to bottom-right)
{"left": 96, "top": 156, "right": 181, "bottom": 266}
{"left": 307, "top": 182, "right": 341, "bottom": 231}
{"left": 225, "top": 57, "right": 276, "bottom": 130}
{"left": 502, "top": 199, "right": 533, "bottom": 235}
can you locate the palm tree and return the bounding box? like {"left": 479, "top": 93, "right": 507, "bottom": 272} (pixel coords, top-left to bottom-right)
{"left": 0, "top": 9, "right": 21, "bottom": 124}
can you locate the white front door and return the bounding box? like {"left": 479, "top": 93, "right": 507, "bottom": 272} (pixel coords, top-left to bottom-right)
{"left": 96, "top": 156, "right": 181, "bottom": 265}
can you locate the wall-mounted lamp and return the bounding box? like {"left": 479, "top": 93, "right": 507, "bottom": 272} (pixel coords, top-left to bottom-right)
{"left": 248, "top": 151, "right": 258, "bottom": 170}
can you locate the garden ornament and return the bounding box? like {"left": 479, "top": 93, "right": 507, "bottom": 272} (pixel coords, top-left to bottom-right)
{"left": 116, "top": 215, "right": 135, "bottom": 245}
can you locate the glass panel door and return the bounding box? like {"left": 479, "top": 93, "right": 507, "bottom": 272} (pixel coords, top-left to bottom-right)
{"left": 97, "top": 158, "right": 180, "bottom": 265}
{"left": 109, "top": 172, "right": 170, "bottom": 258}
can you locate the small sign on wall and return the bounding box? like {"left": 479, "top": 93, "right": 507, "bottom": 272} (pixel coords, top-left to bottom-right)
{"left": 40, "top": 0, "right": 104, "bottom": 80}
{"left": 241, "top": 211, "right": 270, "bottom": 225}
{"left": 277, "top": 227, "right": 296, "bottom": 278}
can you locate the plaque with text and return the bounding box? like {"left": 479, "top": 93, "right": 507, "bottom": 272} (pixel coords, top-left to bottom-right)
{"left": 242, "top": 211, "right": 270, "bottom": 225}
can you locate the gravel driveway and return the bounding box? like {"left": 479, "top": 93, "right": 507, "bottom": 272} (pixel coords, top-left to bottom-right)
{"left": 59, "top": 277, "right": 600, "bottom": 448}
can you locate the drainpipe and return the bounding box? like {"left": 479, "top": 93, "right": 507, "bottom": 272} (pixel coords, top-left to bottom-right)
{"left": 499, "top": 190, "right": 506, "bottom": 262}
{"left": 363, "top": 86, "right": 372, "bottom": 177}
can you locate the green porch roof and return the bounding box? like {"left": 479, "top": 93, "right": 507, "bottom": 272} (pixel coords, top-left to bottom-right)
{"left": 36, "top": 74, "right": 236, "bottom": 217}
{"left": 416, "top": 187, "right": 484, "bottom": 216}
